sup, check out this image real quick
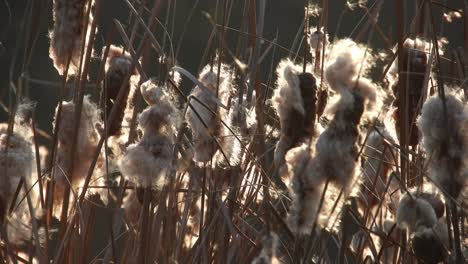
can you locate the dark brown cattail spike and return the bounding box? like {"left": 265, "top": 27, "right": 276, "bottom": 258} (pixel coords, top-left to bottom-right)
{"left": 411, "top": 230, "right": 446, "bottom": 264}
{"left": 392, "top": 39, "right": 428, "bottom": 148}
{"left": 0, "top": 195, "right": 5, "bottom": 224}
{"left": 103, "top": 46, "right": 139, "bottom": 137}
{"left": 273, "top": 60, "right": 318, "bottom": 171}
{"left": 316, "top": 88, "right": 328, "bottom": 120}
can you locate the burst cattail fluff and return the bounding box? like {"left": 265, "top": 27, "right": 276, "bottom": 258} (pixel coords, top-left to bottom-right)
{"left": 185, "top": 62, "right": 237, "bottom": 164}
{"left": 417, "top": 92, "right": 468, "bottom": 198}
{"left": 316, "top": 39, "right": 378, "bottom": 189}
{"left": 0, "top": 105, "right": 41, "bottom": 245}
{"left": 396, "top": 193, "right": 438, "bottom": 233}
{"left": 272, "top": 59, "right": 317, "bottom": 171}
{"left": 49, "top": 0, "right": 95, "bottom": 76}
{"left": 0, "top": 125, "right": 34, "bottom": 223}
{"left": 284, "top": 144, "right": 324, "bottom": 234}
{"left": 120, "top": 79, "right": 179, "bottom": 188}
{"left": 285, "top": 39, "right": 379, "bottom": 234}
{"left": 103, "top": 45, "right": 140, "bottom": 137}
{"left": 53, "top": 95, "right": 101, "bottom": 202}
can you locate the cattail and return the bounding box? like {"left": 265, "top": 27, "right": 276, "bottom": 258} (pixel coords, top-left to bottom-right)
{"left": 411, "top": 225, "right": 448, "bottom": 264}
{"left": 308, "top": 27, "right": 329, "bottom": 73}
{"left": 417, "top": 92, "right": 468, "bottom": 198}
{"left": 389, "top": 38, "right": 430, "bottom": 147}
{"left": 285, "top": 39, "right": 379, "bottom": 234}
{"left": 316, "top": 39, "right": 378, "bottom": 189}
{"left": 0, "top": 125, "right": 34, "bottom": 223}
{"left": 396, "top": 193, "right": 438, "bottom": 233}
{"left": 49, "top": 0, "right": 95, "bottom": 76}
{"left": 272, "top": 59, "right": 318, "bottom": 172}
{"left": 119, "top": 79, "right": 179, "bottom": 188}
{"left": 251, "top": 232, "right": 280, "bottom": 264}
{"left": 53, "top": 95, "right": 101, "bottom": 202}
{"left": 185, "top": 62, "right": 237, "bottom": 164}
{"left": 284, "top": 144, "right": 324, "bottom": 234}
{"left": 0, "top": 104, "right": 40, "bottom": 245}
{"left": 359, "top": 126, "right": 398, "bottom": 208}
{"left": 103, "top": 45, "right": 140, "bottom": 137}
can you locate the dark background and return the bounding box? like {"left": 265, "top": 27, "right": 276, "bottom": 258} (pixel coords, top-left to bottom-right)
{"left": 0, "top": 0, "right": 465, "bottom": 136}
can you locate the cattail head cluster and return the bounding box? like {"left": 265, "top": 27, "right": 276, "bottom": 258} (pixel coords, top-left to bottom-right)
{"left": 284, "top": 39, "right": 380, "bottom": 235}
{"left": 53, "top": 95, "right": 101, "bottom": 202}
{"left": 49, "top": 0, "right": 95, "bottom": 76}
{"left": 396, "top": 191, "right": 448, "bottom": 263}
{"left": 272, "top": 59, "right": 318, "bottom": 171}
{"left": 185, "top": 62, "right": 240, "bottom": 165}
{"left": 103, "top": 45, "right": 140, "bottom": 137}
{"left": 119, "top": 79, "right": 179, "bottom": 188}
{"left": 417, "top": 91, "right": 468, "bottom": 198}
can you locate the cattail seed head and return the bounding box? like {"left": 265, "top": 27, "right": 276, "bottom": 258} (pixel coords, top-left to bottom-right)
{"left": 417, "top": 91, "right": 468, "bottom": 198}
{"left": 49, "top": 0, "right": 95, "bottom": 76}
{"left": 185, "top": 62, "right": 235, "bottom": 164}
{"left": 103, "top": 45, "right": 140, "bottom": 137}
{"left": 53, "top": 95, "right": 101, "bottom": 201}
{"left": 272, "top": 59, "right": 317, "bottom": 169}
{"left": 396, "top": 193, "right": 438, "bottom": 233}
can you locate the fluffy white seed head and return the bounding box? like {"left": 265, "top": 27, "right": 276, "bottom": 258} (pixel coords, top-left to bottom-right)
{"left": 185, "top": 62, "right": 235, "bottom": 163}
{"left": 0, "top": 125, "right": 35, "bottom": 222}
{"left": 49, "top": 0, "right": 95, "bottom": 76}
{"left": 285, "top": 144, "right": 325, "bottom": 234}
{"left": 396, "top": 193, "right": 438, "bottom": 233}
{"left": 417, "top": 92, "right": 468, "bottom": 197}
{"left": 53, "top": 95, "right": 101, "bottom": 201}
{"left": 119, "top": 135, "right": 172, "bottom": 188}
{"left": 273, "top": 59, "right": 306, "bottom": 123}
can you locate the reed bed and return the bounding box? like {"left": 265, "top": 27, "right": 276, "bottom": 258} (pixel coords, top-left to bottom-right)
{"left": 0, "top": 0, "right": 467, "bottom": 263}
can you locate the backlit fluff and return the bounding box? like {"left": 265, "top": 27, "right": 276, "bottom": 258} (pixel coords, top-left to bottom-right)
{"left": 103, "top": 45, "right": 139, "bottom": 137}
{"left": 272, "top": 59, "right": 317, "bottom": 171}
{"left": 119, "top": 79, "right": 178, "bottom": 188}
{"left": 185, "top": 62, "right": 236, "bottom": 164}
{"left": 417, "top": 92, "right": 468, "bottom": 198}
{"left": 396, "top": 193, "right": 438, "bottom": 233}
{"left": 119, "top": 136, "right": 172, "bottom": 188}
{"left": 0, "top": 124, "right": 34, "bottom": 223}
{"left": 325, "top": 38, "right": 376, "bottom": 88}
{"left": 0, "top": 106, "right": 41, "bottom": 245}
{"left": 315, "top": 39, "right": 378, "bottom": 189}
{"left": 286, "top": 40, "right": 379, "bottom": 235}
{"left": 285, "top": 144, "right": 323, "bottom": 234}
{"left": 53, "top": 95, "right": 101, "bottom": 202}
{"left": 49, "top": 0, "right": 95, "bottom": 76}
